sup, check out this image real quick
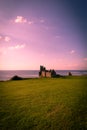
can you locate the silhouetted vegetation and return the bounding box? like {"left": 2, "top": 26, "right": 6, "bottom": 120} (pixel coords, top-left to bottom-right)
{"left": 10, "top": 75, "right": 23, "bottom": 80}
{"left": 68, "top": 72, "right": 72, "bottom": 76}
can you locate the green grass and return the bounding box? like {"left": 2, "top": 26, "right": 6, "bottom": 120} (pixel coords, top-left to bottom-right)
{"left": 0, "top": 76, "right": 87, "bottom": 130}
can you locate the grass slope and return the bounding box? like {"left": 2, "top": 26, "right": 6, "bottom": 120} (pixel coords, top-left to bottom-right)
{"left": 0, "top": 76, "right": 87, "bottom": 130}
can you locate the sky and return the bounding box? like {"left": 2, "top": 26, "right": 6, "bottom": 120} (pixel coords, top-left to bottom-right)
{"left": 0, "top": 0, "right": 87, "bottom": 70}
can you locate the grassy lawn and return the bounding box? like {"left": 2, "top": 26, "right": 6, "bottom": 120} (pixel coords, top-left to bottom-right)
{"left": 0, "top": 76, "right": 87, "bottom": 130}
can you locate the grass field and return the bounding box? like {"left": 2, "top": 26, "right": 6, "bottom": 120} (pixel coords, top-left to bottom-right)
{"left": 0, "top": 76, "right": 87, "bottom": 130}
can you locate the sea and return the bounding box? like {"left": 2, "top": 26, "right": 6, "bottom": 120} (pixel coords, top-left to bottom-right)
{"left": 0, "top": 70, "right": 87, "bottom": 81}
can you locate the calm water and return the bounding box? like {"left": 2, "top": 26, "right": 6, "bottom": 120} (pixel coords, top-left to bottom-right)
{"left": 0, "top": 70, "right": 87, "bottom": 81}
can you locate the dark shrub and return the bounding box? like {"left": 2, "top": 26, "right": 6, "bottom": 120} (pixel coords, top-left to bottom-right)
{"left": 68, "top": 72, "right": 72, "bottom": 76}
{"left": 11, "top": 75, "right": 23, "bottom": 80}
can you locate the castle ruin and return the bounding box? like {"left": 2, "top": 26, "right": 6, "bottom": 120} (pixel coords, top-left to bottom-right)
{"left": 39, "top": 65, "right": 57, "bottom": 78}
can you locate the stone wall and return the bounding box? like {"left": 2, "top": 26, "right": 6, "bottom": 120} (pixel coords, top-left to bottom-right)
{"left": 45, "top": 71, "right": 51, "bottom": 77}
{"left": 41, "top": 71, "right": 46, "bottom": 77}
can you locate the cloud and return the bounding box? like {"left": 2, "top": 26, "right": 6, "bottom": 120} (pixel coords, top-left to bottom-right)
{"left": 28, "top": 21, "right": 34, "bottom": 25}
{"left": 0, "top": 36, "right": 2, "bottom": 40}
{"left": 14, "top": 16, "right": 27, "bottom": 23}
{"left": 8, "top": 44, "right": 25, "bottom": 50}
{"left": 70, "top": 50, "right": 75, "bottom": 54}
{"left": 40, "top": 19, "right": 45, "bottom": 23}
{"left": 84, "top": 58, "right": 87, "bottom": 61}
{"left": 13, "top": 16, "right": 46, "bottom": 25}
{"left": 4, "top": 36, "right": 10, "bottom": 42}
{"left": 0, "top": 44, "right": 25, "bottom": 55}
{"left": 44, "top": 26, "right": 49, "bottom": 30}
{"left": 55, "top": 35, "right": 61, "bottom": 39}
{"left": 0, "top": 35, "right": 10, "bottom": 42}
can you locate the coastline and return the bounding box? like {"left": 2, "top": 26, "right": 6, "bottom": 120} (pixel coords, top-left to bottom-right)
{"left": 0, "top": 70, "right": 87, "bottom": 81}
{"left": 0, "top": 75, "right": 87, "bottom": 82}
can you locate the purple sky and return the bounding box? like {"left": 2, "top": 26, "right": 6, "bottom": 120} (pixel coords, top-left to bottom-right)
{"left": 0, "top": 0, "right": 87, "bottom": 70}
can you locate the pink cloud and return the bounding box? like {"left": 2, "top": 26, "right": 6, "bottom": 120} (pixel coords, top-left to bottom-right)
{"left": 0, "top": 35, "right": 10, "bottom": 42}
{"left": 8, "top": 44, "right": 25, "bottom": 50}
{"left": 0, "top": 36, "right": 2, "bottom": 40}
{"left": 14, "top": 16, "right": 27, "bottom": 23}
{"left": 40, "top": 19, "right": 45, "bottom": 23}
{"left": 55, "top": 35, "right": 61, "bottom": 39}
{"left": 28, "top": 21, "right": 34, "bottom": 25}
{"left": 84, "top": 58, "right": 87, "bottom": 61}
{"left": 70, "top": 50, "right": 75, "bottom": 54}
{"left": 4, "top": 36, "right": 10, "bottom": 42}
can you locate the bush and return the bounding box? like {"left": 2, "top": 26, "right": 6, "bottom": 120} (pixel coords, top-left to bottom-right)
{"left": 10, "top": 75, "right": 23, "bottom": 80}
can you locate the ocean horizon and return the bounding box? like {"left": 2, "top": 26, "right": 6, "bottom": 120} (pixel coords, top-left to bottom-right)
{"left": 0, "top": 70, "right": 87, "bottom": 81}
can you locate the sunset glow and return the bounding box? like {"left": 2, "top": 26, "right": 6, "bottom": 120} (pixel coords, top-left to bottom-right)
{"left": 0, "top": 0, "right": 87, "bottom": 70}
